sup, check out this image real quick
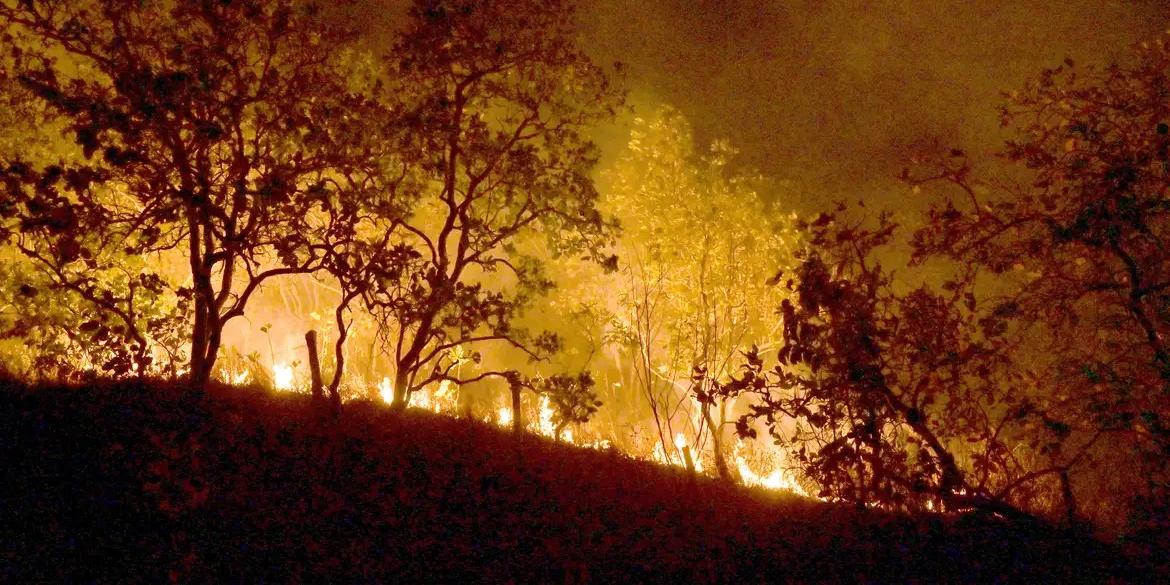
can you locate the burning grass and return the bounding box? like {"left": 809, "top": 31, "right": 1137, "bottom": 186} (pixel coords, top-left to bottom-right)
{"left": 0, "top": 377, "right": 1145, "bottom": 582}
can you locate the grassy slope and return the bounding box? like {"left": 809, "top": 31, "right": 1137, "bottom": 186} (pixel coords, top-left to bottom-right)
{"left": 0, "top": 378, "right": 1138, "bottom": 583}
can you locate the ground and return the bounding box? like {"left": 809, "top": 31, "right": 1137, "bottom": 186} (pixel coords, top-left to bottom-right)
{"left": 0, "top": 378, "right": 1148, "bottom": 583}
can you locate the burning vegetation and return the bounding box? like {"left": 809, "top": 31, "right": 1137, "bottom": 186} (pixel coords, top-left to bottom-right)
{"left": 1, "top": 0, "right": 1169, "bottom": 578}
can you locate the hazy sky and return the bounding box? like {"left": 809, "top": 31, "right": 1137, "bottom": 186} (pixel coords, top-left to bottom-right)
{"left": 355, "top": 0, "right": 1170, "bottom": 212}
{"left": 575, "top": 0, "right": 1170, "bottom": 211}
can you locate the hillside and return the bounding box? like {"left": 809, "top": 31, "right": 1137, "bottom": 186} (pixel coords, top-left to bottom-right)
{"left": 0, "top": 379, "right": 1139, "bottom": 583}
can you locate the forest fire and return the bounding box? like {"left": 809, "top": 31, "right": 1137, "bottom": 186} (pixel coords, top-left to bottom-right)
{"left": 734, "top": 442, "right": 808, "bottom": 496}
{"left": 2, "top": 0, "right": 1170, "bottom": 580}
{"left": 253, "top": 352, "right": 808, "bottom": 488}
{"left": 230, "top": 370, "right": 250, "bottom": 386}
{"left": 497, "top": 406, "right": 513, "bottom": 428}
{"left": 271, "top": 363, "right": 296, "bottom": 392}
{"left": 377, "top": 377, "right": 395, "bottom": 406}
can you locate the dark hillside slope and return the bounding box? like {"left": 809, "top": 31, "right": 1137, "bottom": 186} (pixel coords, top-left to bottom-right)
{"left": 0, "top": 379, "right": 1131, "bottom": 583}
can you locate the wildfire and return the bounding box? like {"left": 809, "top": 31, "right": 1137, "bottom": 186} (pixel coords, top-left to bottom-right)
{"left": 648, "top": 432, "right": 699, "bottom": 472}
{"left": 411, "top": 380, "right": 457, "bottom": 412}
{"left": 378, "top": 377, "right": 395, "bottom": 405}
{"left": 272, "top": 363, "right": 295, "bottom": 391}
{"left": 218, "top": 367, "right": 251, "bottom": 386}
{"left": 412, "top": 387, "right": 433, "bottom": 410}
{"left": 537, "top": 395, "right": 555, "bottom": 436}
{"left": 369, "top": 376, "right": 804, "bottom": 497}
{"left": 497, "top": 406, "right": 513, "bottom": 427}
{"left": 534, "top": 395, "right": 573, "bottom": 442}
{"left": 733, "top": 441, "right": 808, "bottom": 496}
{"left": 377, "top": 378, "right": 458, "bottom": 413}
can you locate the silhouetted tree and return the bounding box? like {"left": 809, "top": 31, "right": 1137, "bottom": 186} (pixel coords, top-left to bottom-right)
{"left": 907, "top": 38, "right": 1170, "bottom": 533}
{"left": 331, "top": 0, "right": 623, "bottom": 407}
{"left": 716, "top": 37, "right": 1170, "bottom": 531}
{"left": 0, "top": 52, "right": 189, "bottom": 378}
{"left": 504, "top": 370, "right": 601, "bottom": 435}
{"left": 709, "top": 208, "right": 1059, "bottom": 520}
{"left": 0, "top": 1, "right": 379, "bottom": 386}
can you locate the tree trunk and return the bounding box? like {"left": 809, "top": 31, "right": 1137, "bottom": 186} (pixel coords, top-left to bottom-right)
{"left": 681, "top": 442, "right": 696, "bottom": 474}
{"left": 511, "top": 384, "right": 523, "bottom": 433}
{"left": 328, "top": 297, "right": 355, "bottom": 414}
{"left": 204, "top": 319, "right": 223, "bottom": 385}
{"left": 189, "top": 352, "right": 211, "bottom": 389}
{"left": 392, "top": 367, "right": 410, "bottom": 410}
{"left": 189, "top": 297, "right": 212, "bottom": 389}
{"left": 305, "top": 330, "right": 324, "bottom": 403}
{"left": 703, "top": 405, "right": 739, "bottom": 483}
{"left": 188, "top": 329, "right": 216, "bottom": 390}
{"left": 186, "top": 201, "right": 215, "bottom": 391}
{"left": 186, "top": 280, "right": 222, "bottom": 391}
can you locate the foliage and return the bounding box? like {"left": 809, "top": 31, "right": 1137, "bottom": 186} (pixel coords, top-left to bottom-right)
{"left": 0, "top": 250, "right": 189, "bottom": 380}
{"left": 710, "top": 36, "right": 1170, "bottom": 533}
{"left": 328, "top": 0, "right": 624, "bottom": 408}
{"left": 708, "top": 208, "right": 1066, "bottom": 519}
{"left": 0, "top": 0, "right": 379, "bottom": 385}
{"left": 0, "top": 48, "right": 189, "bottom": 377}
{"left": 532, "top": 371, "right": 603, "bottom": 431}
{"left": 593, "top": 107, "right": 800, "bottom": 478}
{"left": 905, "top": 38, "right": 1170, "bottom": 532}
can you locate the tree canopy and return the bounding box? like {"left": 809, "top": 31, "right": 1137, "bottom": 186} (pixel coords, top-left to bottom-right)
{"left": 704, "top": 37, "right": 1170, "bottom": 536}
{"left": 0, "top": 0, "right": 381, "bottom": 386}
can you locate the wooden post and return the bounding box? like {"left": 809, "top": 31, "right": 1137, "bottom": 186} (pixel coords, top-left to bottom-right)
{"left": 305, "top": 330, "right": 324, "bottom": 404}
{"left": 682, "top": 443, "right": 696, "bottom": 474}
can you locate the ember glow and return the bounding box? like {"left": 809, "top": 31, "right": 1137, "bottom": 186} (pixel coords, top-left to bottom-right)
{"left": 272, "top": 363, "right": 295, "bottom": 392}
{"left": 378, "top": 378, "right": 395, "bottom": 406}
{"left": 734, "top": 442, "right": 808, "bottom": 497}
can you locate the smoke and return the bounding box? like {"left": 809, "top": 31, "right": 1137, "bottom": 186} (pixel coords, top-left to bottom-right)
{"left": 575, "top": 0, "right": 1170, "bottom": 212}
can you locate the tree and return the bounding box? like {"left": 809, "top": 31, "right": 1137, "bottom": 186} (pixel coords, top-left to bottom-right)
{"left": 0, "top": 0, "right": 378, "bottom": 386}
{"left": 502, "top": 369, "right": 601, "bottom": 436}
{"left": 708, "top": 208, "right": 1071, "bottom": 519}
{"left": 713, "top": 36, "right": 1170, "bottom": 531}
{"left": 594, "top": 108, "right": 799, "bottom": 480}
{"left": 0, "top": 42, "right": 190, "bottom": 379}
{"left": 331, "top": 0, "right": 623, "bottom": 409}
{"left": 906, "top": 39, "right": 1170, "bottom": 532}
